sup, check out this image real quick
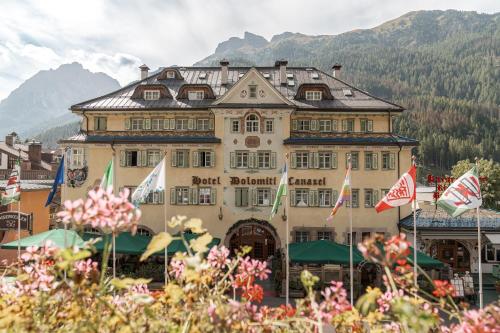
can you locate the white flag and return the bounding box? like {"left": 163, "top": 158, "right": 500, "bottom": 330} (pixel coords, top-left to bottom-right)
{"left": 131, "top": 157, "right": 166, "bottom": 206}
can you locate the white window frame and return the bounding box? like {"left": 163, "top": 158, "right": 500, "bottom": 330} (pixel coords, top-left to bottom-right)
{"left": 246, "top": 114, "right": 259, "bottom": 132}
{"left": 198, "top": 188, "right": 212, "bottom": 205}
{"left": 144, "top": 90, "right": 160, "bottom": 100}
{"left": 175, "top": 150, "right": 189, "bottom": 168}
{"left": 319, "top": 189, "right": 332, "bottom": 207}
{"left": 131, "top": 118, "right": 144, "bottom": 131}
{"left": 147, "top": 150, "right": 161, "bottom": 167}
{"left": 295, "top": 231, "right": 310, "bottom": 243}
{"left": 382, "top": 152, "right": 395, "bottom": 170}
{"left": 175, "top": 118, "right": 189, "bottom": 130}
{"left": 317, "top": 231, "right": 332, "bottom": 240}
{"left": 175, "top": 187, "right": 190, "bottom": 205}
{"left": 125, "top": 150, "right": 140, "bottom": 167}
{"left": 319, "top": 152, "right": 331, "bottom": 169}
{"left": 249, "top": 85, "right": 257, "bottom": 98}
{"left": 188, "top": 90, "right": 204, "bottom": 101}
{"left": 264, "top": 119, "right": 274, "bottom": 133}
{"left": 305, "top": 90, "right": 322, "bottom": 101}
{"left": 231, "top": 119, "right": 240, "bottom": 133}
{"left": 257, "top": 151, "right": 271, "bottom": 169}
{"left": 236, "top": 151, "right": 249, "bottom": 168}
{"left": 319, "top": 119, "right": 331, "bottom": 132}
{"left": 256, "top": 188, "right": 271, "bottom": 206}
{"left": 94, "top": 117, "right": 107, "bottom": 131}
{"left": 151, "top": 118, "right": 163, "bottom": 131}
{"left": 364, "top": 189, "right": 374, "bottom": 208}
{"left": 166, "top": 71, "right": 175, "bottom": 79}
{"left": 295, "top": 189, "right": 309, "bottom": 207}
{"left": 70, "top": 148, "right": 85, "bottom": 168}
{"left": 295, "top": 152, "right": 309, "bottom": 169}
{"left": 199, "top": 151, "right": 212, "bottom": 167}
{"left": 297, "top": 120, "right": 310, "bottom": 131}
{"left": 197, "top": 118, "right": 209, "bottom": 131}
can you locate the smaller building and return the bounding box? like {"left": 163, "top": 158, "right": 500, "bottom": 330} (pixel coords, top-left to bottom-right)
{"left": 400, "top": 202, "right": 500, "bottom": 274}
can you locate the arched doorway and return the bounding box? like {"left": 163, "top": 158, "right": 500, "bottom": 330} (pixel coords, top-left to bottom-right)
{"left": 430, "top": 240, "right": 470, "bottom": 272}
{"left": 225, "top": 219, "right": 280, "bottom": 260}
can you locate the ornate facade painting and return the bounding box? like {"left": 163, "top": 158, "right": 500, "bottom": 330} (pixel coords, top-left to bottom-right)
{"left": 67, "top": 166, "right": 88, "bottom": 188}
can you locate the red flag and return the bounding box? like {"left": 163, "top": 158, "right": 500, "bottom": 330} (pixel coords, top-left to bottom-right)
{"left": 375, "top": 165, "right": 416, "bottom": 213}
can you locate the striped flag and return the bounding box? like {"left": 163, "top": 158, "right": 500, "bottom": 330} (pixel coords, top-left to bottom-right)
{"left": 437, "top": 166, "right": 482, "bottom": 217}
{"left": 132, "top": 157, "right": 166, "bottom": 206}
{"left": 327, "top": 160, "right": 351, "bottom": 221}
{"left": 270, "top": 163, "right": 288, "bottom": 219}
{"left": 1, "top": 158, "right": 21, "bottom": 206}
{"left": 99, "top": 159, "right": 114, "bottom": 191}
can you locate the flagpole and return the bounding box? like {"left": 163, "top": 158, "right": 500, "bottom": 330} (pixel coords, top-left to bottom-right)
{"left": 17, "top": 149, "right": 21, "bottom": 263}
{"left": 412, "top": 156, "right": 418, "bottom": 288}
{"left": 163, "top": 152, "right": 168, "bottom": 282}
{"left": 285, "top": 154, "right": 290, "bottom": 306}
{"left": 347, "top": 154, "right": 353, "bottom": 305}
{"left": 475, "top": 157, "right": 483, "bottom": 309}
{"left": 63, "top": 147, "right": 69, "bottom": 249}
{"left": 112, "top": 149, "right": 117, "bottom": 279}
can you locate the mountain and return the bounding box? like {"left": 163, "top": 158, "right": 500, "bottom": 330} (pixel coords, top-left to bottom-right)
{"left": 196, "top": 10, "right": 500, "bottom": 174}
{"left": 33, "top": 121, "right": 80, "bottom": 149}
{"left": 0, "top": 62, "right": 120, "bottom": 138}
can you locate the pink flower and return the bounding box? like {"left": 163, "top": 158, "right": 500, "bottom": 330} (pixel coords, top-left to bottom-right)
{"left": 170, "top": 258, "right": 185, "bottom": 280}
{"left": 207, "top": 246, "right": 230, "bottom": 269}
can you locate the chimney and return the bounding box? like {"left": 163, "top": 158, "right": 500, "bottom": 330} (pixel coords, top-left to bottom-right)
{"left": 332, "top": 63, "right": 342, "bottom": 78}
{"left": 220, "top": 59, "right": 229, "bottom": 85}
{"left": 139, "top": 64, "right": 150, "bottom": 80}
{"left": 5, "top": 133, "right": 15, "bottom": 146}
{"left": 28, "top": 140, "right": 42, "bottom": 165}
{"left": 275, "top": 59, "right": 288, "bottom": 85}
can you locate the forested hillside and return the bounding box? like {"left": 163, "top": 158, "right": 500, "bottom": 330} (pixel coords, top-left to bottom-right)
{"left": 197, "top": 10, "right": 500, "bottom": 174}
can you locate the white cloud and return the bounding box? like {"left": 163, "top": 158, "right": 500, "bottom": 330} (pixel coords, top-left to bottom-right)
{"left": 0, "top": 0, "right": 498, "bottom": 100}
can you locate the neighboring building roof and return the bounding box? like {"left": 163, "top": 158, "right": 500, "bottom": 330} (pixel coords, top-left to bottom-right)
{"left": 399, "top": 207, "right": 500, "bottom": 231}
{"left": 0, "top": 179, "right": 52, "bottom": 191}
{"left": 60, "top": 133, "right": 221, "bottom": 144}
{"left": 0, "top": 142, "right": 29, "bottom": 160}
{"left": 70, "top": 66, "right": 404, "bottom": 112}
{"left": 284, "top": 134, "right": 418, "bottom": 146}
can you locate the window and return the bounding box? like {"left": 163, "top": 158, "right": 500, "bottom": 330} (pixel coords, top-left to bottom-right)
{"left": 144, "top": 90, "right": 160, "bottom": 100}
{"left": 235, "top": 188, "right": 249, "bottom": 207}
{"left": 297, "top": 119, "right": 310, "bottom": 131}
{"left": 305, "top": 91, "right": 322, "bottom": 101}
{"left": 342, "top": 119, "right": 354, "bottom": 132}
{"left": 319, "top": 189, "right": 332, "bottom": 207}
{"left": 257, "top": 188, "right": 271, "bottom": 206}
{"left": 166, "top": 71, "right": 175, "bottom": 79}
{"left": 295, "top": 152, "right": 309, "bottom": 169}
{"left": 173, "top": 150, "right": 189, "bottom": 168}
{"left": 264, "top": 119, "right": 274, "bottom": 133}
{"left": 199, "top": 188, "right": 212, "bottom": 205}
{"left": 319, "top": 120, "right": 331, "bottom": 132}
{"left": 382, "top": 152, "right": 396, "bottom": 170}
{"left": 176, "top": 119, "right": 189, "bottom": 130}
{"left": 295, "top": 231, "right": 310, "bottom": 243}
{"left": 317, "top": 231, "right": 332, "bottom": 240}
{"left": 364, "top": 189, "right": 377, "bottom": 208}
{"left": 175, "top": 187, "right": 190, "bottom": 205}
{"left": 94, "top": 117, "right": 107, "bottom": 131}
{"left": 349, "top": 189, "right": 359, "bottom": 208}
{"left": 236, "top": 151, "right": 249, "bottom": 168}
{"left": 246, "top": 114, "right": 259, "bottom": 132}
{"left": 197, "top": 118, "right": 209, "bottom": 131}
{"left": 70, "top": 148, "right": 85, "bottom": 168}
{"left": 145, "top": 190, "right": 165, "bottom": 205}
{"left": 360, "top": 119, "right": 373, "bottom": 132}
{"left": 131, "top": 118, "right": 144, "bottom": 131}
{"left": 319, "top": 152, "right": 332, "bottom": 169}
{"left": 231, "top": 119, "right": 240, "bottom": 133}
{"left": 362, "top": 232, "right": 371, "bottom": 241}
{"left": 147, "top": 150, "right": 161, "bottom": 167}
{"left": 125, "top": 151, "right": 139, "bottom": 167}
{"left": 152, "top": 118, "right": 163, "bottom": 131}
{"left": 198, "top": 151, "right": 212, "bottom": 167}
{"left": 346, "top": 232, "right": 357, "bottom": 245}
{"left": 346, "top": 152, "right": 359, "bottom": 170}
{"left": 364, "top": 152, "right": 378, "bottom": 170}
{"left": 258, "top": 151, "right": 271, "bottom": 169}
{"left": 295, "top": 189, "right": 309, "bottom": 207}
{"left": 249, "top": 85, "right": 257, "bottom": 98}
{"left": 188, "top": 90, "right": 204, "bottom": 100}
{"left": 136, "top": 227, "right": 152, "bottom": 236}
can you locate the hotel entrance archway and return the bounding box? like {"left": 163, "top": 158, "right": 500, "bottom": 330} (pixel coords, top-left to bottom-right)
{"left": 225, "top": 219, "right": 280, "bottom": 260}
{"left": 430, "top": 240, "right": 470, "bottom": 272}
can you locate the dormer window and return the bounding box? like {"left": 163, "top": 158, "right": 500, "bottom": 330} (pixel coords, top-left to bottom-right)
{"left": 246, "top": 114, "right": 259, "bottom": 133}
{"left": 249, "top": 85, "right": 257, "bottom": 98}
{"left": 188, "top": 90, "right": 204, "bottom": 101}
{"left": 144, "top": 90, "right": 160, "bottom": 100}
{"left": 166, "top": 71, "right": 176, "bottom": 79}
{"left": 305, "top": 91, "right": 322, "bottom": 101}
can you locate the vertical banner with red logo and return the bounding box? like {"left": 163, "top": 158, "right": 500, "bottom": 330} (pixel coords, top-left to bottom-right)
{"left": 375, "top": 165, "right": 416, "bottom": 213}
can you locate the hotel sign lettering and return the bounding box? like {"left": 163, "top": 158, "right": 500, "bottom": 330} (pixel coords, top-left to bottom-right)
{"left": 192, "top": 176, "right": 327, "bottom": 186}
{"left": 288, "top": 177, "right": 326, "bottom": 186}
{"left": 230, "top": 177, "right": 277, "bottom": 186}
{"left": 0, "top": 212, "right": 32, "bottom": 232}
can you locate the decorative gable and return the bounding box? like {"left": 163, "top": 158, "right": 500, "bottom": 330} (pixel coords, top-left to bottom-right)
{"left": 213, "top": 68, "right": 292, "bottom": 106}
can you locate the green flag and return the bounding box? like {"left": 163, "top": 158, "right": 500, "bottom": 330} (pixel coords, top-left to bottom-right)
{"left": 270, "top": 163, "right": 287, "bottom": 219}
{"left": 99, "top": 160, "right": 114, "bottom": 191}
{"left": 437, "top": 166, "right": 482, "bottom": 217}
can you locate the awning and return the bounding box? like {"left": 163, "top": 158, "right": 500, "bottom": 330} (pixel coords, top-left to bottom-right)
{"left": 408, "top": 247, "right": 444, "bottom": 268}
{"left": 289, "top": 240, "right": 364, "bottom": 265}
{"left": 1, "top": 229, "right": 86, "bottom": 249}
{"left": 83, "top": 232, "right": 149, "bottom": 255}
{"left": 486, "top": 234, "right": 500, "bottom": 245}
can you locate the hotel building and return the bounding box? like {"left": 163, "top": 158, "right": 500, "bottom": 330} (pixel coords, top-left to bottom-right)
{"left": 61, "top": 60, "right": 417, "bottom": 260}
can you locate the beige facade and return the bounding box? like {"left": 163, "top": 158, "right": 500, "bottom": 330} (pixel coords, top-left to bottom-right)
{"left": 62, "top": 63, "right": 417, "bottom": 259}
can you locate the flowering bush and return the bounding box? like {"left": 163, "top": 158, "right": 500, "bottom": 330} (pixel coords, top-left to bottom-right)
{"left": 0, "top": 193, "right": 498, "bottom": 332}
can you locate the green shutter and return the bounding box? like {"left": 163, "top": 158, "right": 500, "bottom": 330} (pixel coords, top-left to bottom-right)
{"left": 332, "top": 120, "right": 338, "bottom": 132}
{"left": 331, "top": 152, "right": 338, "bottom": 169}
{"left": 120, "top": 151, "right": 126, "bottom": 167}
{"left": 292, "top": 120, "right": 297, "bottom": 131}
{"left": 242, "top": 188, "right": 249, "bottom": 207}
{"left": 235, "top": 188, "right": 242, "bottom": 207}
{"left": 270, "top": 152, "right": 277, "bottom": 169}
{"left": 311, "top": 120, "right": 318, "bottom": 131}
{"left": 125, "top": 118, "right": 131, "bottom": 130}
{"left": 308, "top": 152, "right": 314, "bottom": 169}
{"left": 249, "top": 152, "right": 255, "bottom": 169}
{"left": 290, "top": 190, "right": 296, "bottom": 207}
{"left": 372, "top": 153, "right": 378, "bottom": 169}
{"left": 210, "top": 188, "right": 216, "bottom": 205}
{"left": 184, "top": 151, "right": 190, "bottom": 167}
{"left": 171, "top": 151, "right": 177, "bottom": 167}
{"left": 192, "top": 151, "right": 199, "bottom": 167}
{"left": 230, "top": 152, "right": 235, "bottom": 168}
{"left": 170, "top": 188, "right": 176, "bottom": 205}
{"left": 389, "top": 153, "right": 395, "bottom": 170}
{"left": 313, "top": 152, "right": 319, "bottom": 168}
{"left": 342, "top": 120, "right": 347, "bottom": 132}
{"left": 209, "top": 118, "right": 214, "bottom": 130}
{"left": 291, "top": 152, "right": 297, "bottom": 169}
{"left": 252, "top": 188, "right": 257, "bottom": 206}
{"left": 144, "top": 118, "right": 151, "bottom": 130}
{"left": 188, "top": 119, "right": 194, "bottom": 130}
{"left": 163, "top": 119, "right": 170, "bottom": 130}
{"left": 368, "top": 120, "right": 373, "bottom": 132}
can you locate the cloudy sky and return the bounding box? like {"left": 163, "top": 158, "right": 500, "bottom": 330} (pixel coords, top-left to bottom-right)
{"left": 0, "top": 0, "right": 498, "bottom": 100}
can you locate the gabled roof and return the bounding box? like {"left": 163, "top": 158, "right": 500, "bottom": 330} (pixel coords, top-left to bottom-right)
{"left": 70, "top": 65, "right": 404, "bottom": 112}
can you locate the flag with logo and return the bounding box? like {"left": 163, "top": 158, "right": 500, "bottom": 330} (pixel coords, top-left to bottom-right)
{"left": 132, "top": 157, "right": 166, "bottom": 206}
{"left": 375, "top": 164, "right": 416, "bottom": 213}
{"left": 437, "top": 166, "right": 482, "bottom": 217}
{"left": 45, "top": 156, "right": 64, "bottom": 207}
{"left": 270, "top": 163, "right": 288, "bottom": 219}
{"left": 1, "top": 159, "right": 21, "bottom": 205}
{"left": 327, "top": 161, "right": 351, "bottom": 221}
{"left": 100, "top": 159, "right": 114, "bottom": 191}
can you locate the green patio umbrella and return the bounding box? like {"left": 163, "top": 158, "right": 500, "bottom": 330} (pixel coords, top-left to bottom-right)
{"left": 161, "top": 233, "right": 221, "bottom": 255}
{"left": 1, "top": 229, "right": 86, "bottom": 249}
{"left": 407, "top": 247, "right": 444, "bottom": 268}
{"left": 83, "top": 232, "right": 149, "bottom": 255}
{"left": 289, "top": 240, "right": 364, "bottom": 265}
